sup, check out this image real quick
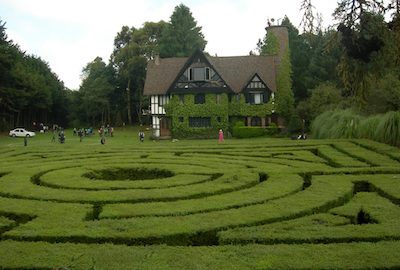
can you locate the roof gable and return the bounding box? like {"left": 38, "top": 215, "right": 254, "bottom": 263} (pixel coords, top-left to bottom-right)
{"left": 167, "top": 50, "right": 232, "bottom": 94}
{"left": 242, "top": 73, "right": 272, "bottom": 93}
{"left": 207, "top": 55, "right": 276, "bottom": 93}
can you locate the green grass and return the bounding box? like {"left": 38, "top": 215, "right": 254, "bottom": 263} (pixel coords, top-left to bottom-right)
{"left": 0, "top": 127, "right": 400, "bottom": 269}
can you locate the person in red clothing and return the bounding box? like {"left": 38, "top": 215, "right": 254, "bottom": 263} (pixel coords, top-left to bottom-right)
{"left": 218, "top": 129, "right": 224, "bottom": 143}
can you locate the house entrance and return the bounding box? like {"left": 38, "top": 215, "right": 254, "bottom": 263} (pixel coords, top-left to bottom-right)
{"left": 160, "top": 117, "right": 171, "bottom": 137}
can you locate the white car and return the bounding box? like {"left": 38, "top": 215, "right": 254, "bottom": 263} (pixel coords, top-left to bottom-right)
{"left": 9, "top": 128, "right": 36, "bottom": 138}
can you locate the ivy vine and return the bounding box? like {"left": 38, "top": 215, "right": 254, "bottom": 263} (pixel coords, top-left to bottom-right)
{"left": 165, "top": 93, "right": 275, "bottom": 138}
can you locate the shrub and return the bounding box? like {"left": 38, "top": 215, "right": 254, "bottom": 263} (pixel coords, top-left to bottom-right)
{"left": 287, "top": 113, "right": 303, "bottom": 133}
{"left": 359, "top": 115, "right": 381, "bottom": 140}
{"left": 265, "top": 123, "right": 279, "bottom": 136}
{"left": 312, "top": 109, "right": 400, "bottom": 147}
{"left": 375, "top": 111, "right": 400, "bottom": 147}
{"left": 329, "top": 110, "right": 362, "bottom": 139}
{"left": 312, "top": 110, "right": 362, "bottom": 139}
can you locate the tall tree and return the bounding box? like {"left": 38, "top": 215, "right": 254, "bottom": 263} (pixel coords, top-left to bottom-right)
{"left": 111, "top": 21, "right": 166, "bottom": 125}
{"left": 79, "top": 57, "right": 115, "bottom": 125}
{"left": 332, "top": 0, "right": 400, "bottom": 114}
{"left": 390, "top": 0, "right": 400, "bottom": 14}
{"left": 300, "top": 0, "right": 316, "bottom": 34}
{"left": 279, "top": 17, "right": 313, "bottom": 101}
{"left": 0, "top": 20, "right": 7, "bottom": 42}
{"left": 111, "top": 26, "right": 138, "bottom": 125}
{"left": 1, "top": 20, "right": 68, "bottom": 130}
{"left": 335, "top": 2, "right": 389, "bottom": 104}
{"left": 159, "top": 4, "right": 207, "bottom": 57}
{"left": 334, "top": 0, "right": 386, "bottom": 27}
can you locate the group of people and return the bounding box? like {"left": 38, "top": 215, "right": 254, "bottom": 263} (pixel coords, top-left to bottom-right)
{"left": 98, "top": 125, "right": 114, "bottom": 144}
{"left": 98, "top": 125, "right": 114, "bottom": 138}
{"left": 32, "top": 122, "right": 49, "bottom": 133}
{"left": 51, "top": 125, "right": 65, "bottom": 143}
{"left": 48, "top": 124, "right": 227, "bottom": 144}
{"left": 73, "top": 127, "right": 94, "bottom": 137}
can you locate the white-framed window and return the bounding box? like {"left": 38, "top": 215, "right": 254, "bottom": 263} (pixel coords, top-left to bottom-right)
{"left": 189, "top": 67, "right": 211, "bottom": 81}
{"left": 253, "top": 92, "right": 263, "bottom": 104}
{"left": 158, "top": 95, "right": 169, "bottom": 107}
{"left": 248, "top": 92, "right": 264, "bottom": 104}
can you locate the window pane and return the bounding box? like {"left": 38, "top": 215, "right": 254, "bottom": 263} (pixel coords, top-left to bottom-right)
{"left": 194, "top": 94, "right": 205, "bottom": 104}
{"left": 193, "top": 67, "right": 205, "bottom": 81}
{"left": 251, "top": 117, "right": 262, "bottom": 126}
{"left": 189, "top": 117, "right": 211, "bottom": 128}
{"left": 254, "top": 93, "right": 262, "bottom": 104}
{"left": 189, "top": 69, "right": 192, "bottom": 80}
{"left": 159, "top": 95, "right": 167, "bottom": 106}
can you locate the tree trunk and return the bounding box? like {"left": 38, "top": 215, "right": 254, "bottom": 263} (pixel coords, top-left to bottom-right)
{"left": 136, "top": 91, "right": 143, "bottom": 125}
{"left": 107, "top": 103, "right": 111, "bottom": 125}
{"left": 127, "top": 79, "right": 132, "bottom": 125}
{"left": 16, "top": 111, "right": 20, "bottom": 127}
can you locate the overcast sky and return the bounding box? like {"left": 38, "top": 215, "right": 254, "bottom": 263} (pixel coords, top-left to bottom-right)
{"left": 1, "top": 0, "right": 339, "bottom": 89}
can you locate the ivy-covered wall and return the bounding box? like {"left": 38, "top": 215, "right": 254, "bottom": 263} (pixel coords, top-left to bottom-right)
{"left": 229, "top": 94, "right": 274, "bottom": 117}
{"left": 275, "top": 48, "right": 295, "bottom": 122}
{"left": 165, "top": 93, "right": 275, "bottom": 138}
{"left": 260, "top": 26, "right": 294, "bottom": 123}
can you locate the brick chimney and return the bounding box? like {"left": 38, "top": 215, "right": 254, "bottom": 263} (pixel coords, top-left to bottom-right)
{"left": 265, "top": 26, "right": 289, "bottom": 67}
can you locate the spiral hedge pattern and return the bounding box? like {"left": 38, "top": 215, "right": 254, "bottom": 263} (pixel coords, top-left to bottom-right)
{"left": 1, "top": 138, "right": 400, "bottom": 269}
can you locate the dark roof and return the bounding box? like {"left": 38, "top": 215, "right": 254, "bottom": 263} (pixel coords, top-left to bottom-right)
{"left": 143, "top": 53, "right": 277, "bottom": 96}
{"left": 143, "top": 57, "right": 187, "bottom": 96}
{"left": 207, "top": 55, "right": 276, "bottom": 93}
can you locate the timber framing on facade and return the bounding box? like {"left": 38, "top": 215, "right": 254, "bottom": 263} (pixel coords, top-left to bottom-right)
{"left": 144, "top": 26, "right": 288, "bottom": 138}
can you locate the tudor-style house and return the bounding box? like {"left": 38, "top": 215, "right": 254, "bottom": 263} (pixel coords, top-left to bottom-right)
{"left": 144, "top": 26, "right": 288, "bottom": 138}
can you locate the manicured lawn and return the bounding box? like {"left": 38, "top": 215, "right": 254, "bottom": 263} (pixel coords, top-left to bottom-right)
{"left": 0, "top": 128, "right": 400, "bottom": 269}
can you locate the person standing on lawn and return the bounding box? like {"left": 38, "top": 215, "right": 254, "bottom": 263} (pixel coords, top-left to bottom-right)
{"left": 218, "top": 129, "right": 224, "bottom": 143}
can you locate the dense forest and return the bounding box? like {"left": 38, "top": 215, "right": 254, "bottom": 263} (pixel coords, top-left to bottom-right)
{"left": 0, "top": 20, "right": 69, "bottom": 130}
{"left": 1, "top": 0, "right": 400, "bottom": 140}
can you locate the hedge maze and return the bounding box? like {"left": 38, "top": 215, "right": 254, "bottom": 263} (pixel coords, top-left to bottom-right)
{"left": 1, "top": 138, "right": 400, "bottom": 269}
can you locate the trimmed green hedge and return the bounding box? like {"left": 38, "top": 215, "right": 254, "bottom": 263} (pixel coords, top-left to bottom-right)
{"left": 232, "top": 126, "right": 266, "bottom": 138}
{"left": 0, "top": 133, "right": 400, "bottom": 269}
{"left": 100, "top": 173, "right": 303, "bottom": 218}
{"left": 219, "top": 183, "right": 400, "bottom": 245}
{"left": 1, "top": 240, "right": 400, "bottom": 269}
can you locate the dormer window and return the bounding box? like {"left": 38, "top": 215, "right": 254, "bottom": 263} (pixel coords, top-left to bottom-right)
{"left": 244, "top": 74, "right": 270, "bottom": 104}
{"left": 189, "top": 67, "right": 211, "bottom": 81}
